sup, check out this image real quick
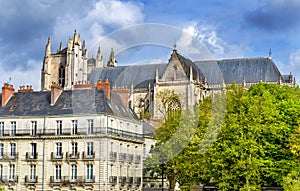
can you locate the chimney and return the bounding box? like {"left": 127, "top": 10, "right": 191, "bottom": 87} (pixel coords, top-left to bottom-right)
{"left": 18, "top": 85, "right": 33, "bottom": 92}
{"left": 112, "top": 87, "right": 129, "bottom": 109}
{"left": 74, "top": 81, "right": 92, "bottom": 89}
{"left": 51, "top": 82, "right": 62, "bottom": 105}
{"left": 2, "top": 83, "right": 15, "bottom": 106}
{"left": 95, "top": 79, "right": 110, "bottom": 99}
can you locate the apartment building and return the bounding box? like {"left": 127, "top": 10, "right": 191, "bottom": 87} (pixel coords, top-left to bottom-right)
{"left": 0, "top": 82, "right": 144, "bottom": 191}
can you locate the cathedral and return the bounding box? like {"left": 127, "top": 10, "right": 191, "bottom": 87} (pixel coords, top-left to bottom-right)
{"left": 41, "top": 30, "right": 296, "bottom": 119}
{"left": 0, "top": 30, "right": 296, "bottom": 191}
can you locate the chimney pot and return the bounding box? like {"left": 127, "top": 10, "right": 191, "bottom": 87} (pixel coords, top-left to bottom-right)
{"left": 2, "top": 83, "right": 15, "bottom": 106}
{"left": 95, "top": 79, "right": 111, "bottom": 99}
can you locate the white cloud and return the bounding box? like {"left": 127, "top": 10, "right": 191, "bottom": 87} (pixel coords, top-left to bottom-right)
{"left": 52, "top": 0, "right": 144, "bottom": 61}
{"left": 87, "top": 0, "right": 144, "bottom": 27}
{"left": 0, "top": 59, "right": 41, "bottom": 90}
{"left": 177, "top": 22, "right": 248, "bottom": 60}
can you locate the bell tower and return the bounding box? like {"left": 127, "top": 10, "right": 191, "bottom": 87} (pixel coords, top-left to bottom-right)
{"left": 41, "top": 30, "right": 88, "bottom": 91}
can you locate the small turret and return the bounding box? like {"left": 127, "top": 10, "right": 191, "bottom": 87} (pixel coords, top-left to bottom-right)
{"left": 107, "top": 48, "right": 117, "bottom": 67}
{"left": 45, "top": 36, "right": 51, "bottom": 56}
{"left": 96, "top": 46, "right": 103, "bottom": 67}
{"left": 82, "top": 40, "right": 87, "bottom": 57}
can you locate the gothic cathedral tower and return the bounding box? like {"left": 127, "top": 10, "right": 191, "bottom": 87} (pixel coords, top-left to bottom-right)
{"left": 41, "top": 30, "right": 88, "bottom": 90}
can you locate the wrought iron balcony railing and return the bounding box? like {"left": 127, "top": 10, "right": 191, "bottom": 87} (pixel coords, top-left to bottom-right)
{"left": 25, "top": 152, "right": 38, "bottom": 161}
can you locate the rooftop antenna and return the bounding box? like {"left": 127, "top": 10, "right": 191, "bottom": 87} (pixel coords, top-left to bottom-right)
{"left": 8, "top": 77, "right": 11, "bottom": 85}
{"left": 268, "top": 48, "right": 272, "bottom": 59}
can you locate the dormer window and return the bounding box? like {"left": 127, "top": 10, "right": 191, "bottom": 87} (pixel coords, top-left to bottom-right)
{"left": 9, "top": 105, "right": 16, "bottom": 112}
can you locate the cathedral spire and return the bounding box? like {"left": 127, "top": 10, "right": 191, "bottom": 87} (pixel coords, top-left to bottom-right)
{"left": 96, "top": 46, "right": 103, "bottom": 67}
{"left": 107, "top": 48, "right": 117, "bottom": 67}
{"left": 45, "top": 36, "right": 51, "bottom": 56}
{"left": 82, "top": 40, "right": 87, "bottom": 57}
{"left": 59, "top": 41, "right": 62, "bottom": 51}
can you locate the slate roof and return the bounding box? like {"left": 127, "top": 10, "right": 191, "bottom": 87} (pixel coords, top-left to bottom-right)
{"left": 88, "top": 64, "right": 167, "bottom": 89}
{"left": 0, "top": 89, "right": 135, "bottom": 119}
{"left": 142, "top": 122, "right": 156, "bottom": 136}
{"left": 216, "top": 58, "right": 281, "bottom": 84}
{"left": 87, "top": 53, "right": 284, "bottom": 87}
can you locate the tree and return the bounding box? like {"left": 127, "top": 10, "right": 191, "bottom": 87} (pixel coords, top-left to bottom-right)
{"left": 146, "top": 83, "right": 300, "bottom": 190}
{"left": 0, "top": 184, "right": 5, "bottom": 191}
{"left": 204, "top": 84, "right": 300, "bottom": 190}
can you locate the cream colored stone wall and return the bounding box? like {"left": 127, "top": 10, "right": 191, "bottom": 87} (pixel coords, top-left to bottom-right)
{"left": 0, "top": 114, "right": 144, "bottom": 191}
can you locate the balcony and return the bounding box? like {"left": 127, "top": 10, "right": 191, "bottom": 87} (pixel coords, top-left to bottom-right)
{"left": 25, "top": 152, "right": 38, "bottom": 161}
{"left": 0, "top": 152, "right": 18, "bottom": 161}
{"left": 50, "top": 152, "right": 63, "bottom": 161}
{"left": 49, "top": 176, "right": 95, "bottom": 185}
{"left": 119, "top": 176, "right": 127, "bottom": 185}
{"left": 119, "top": 153, "right": 126, "bottom": 161}
{"left": 109, "top": 152, "right": 117, "bottom": 161}
{"left": 25, "top": 175, "right": 38, "bottom": 184}
{"left": 0, "top": 176, "right": 18, "bottom": 184}
{"left": 134, "top": 155, "right": 141, "bottom": 164}
{"left": 50, "top": 176, "right": 69, "bottom": 185}
{"left": 82, "top": 151, "right": 95, "bottom": 160}
{"left": 127, "top": 177, "right": 134, "bottom": 185}
{"left": 109, "top": 176, "right": 117, "bottom": 184}
{"left": 66, "top": 152, "right": 80, "bottom": 161}
{"left": 134, "top": 177, "right": 141, "bottom": 185}
{"left": 127, "top": 154, "right": 134, "bottom": 162}
{"left": 85, "top": 176, "right": 95, "bottom": 184}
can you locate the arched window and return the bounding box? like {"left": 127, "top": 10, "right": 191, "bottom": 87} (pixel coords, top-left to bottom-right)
{"left": 167, "top": 98, "right": 181, "bottom": 113}
{"left": 58, "top": 65, "right": 65, "bottom": 87}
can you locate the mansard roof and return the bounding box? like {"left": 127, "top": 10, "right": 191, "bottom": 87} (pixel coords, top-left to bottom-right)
{"left": 88, "top": 64, "right": 167, "bottom": 89}
{"left": 0, "top": 89, "right": 135, "bottom": 119}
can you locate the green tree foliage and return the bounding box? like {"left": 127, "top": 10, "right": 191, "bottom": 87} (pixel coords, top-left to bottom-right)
{"left": 0, "top": 184, "right": 5, "bottom": 191}
{"left": 145, "top": 83, "right": 300, "bottom": 191}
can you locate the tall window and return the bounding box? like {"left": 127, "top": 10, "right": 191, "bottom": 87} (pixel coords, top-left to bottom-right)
{"left": 56, "top": 120, "right": 62, "bottom": 135}
{"left": 0, "top": 122, "right": 4, "bottom": 136}
{"left": 30, "top": 143, "right": 37, "bottom": 158}
{"left": 10, "top": 121, "right": 16, "bottom": 136}
{"left": 71, "top": 120, "right": 78, "bottom": 135}
{"left": 86, "top": 164, "right": 93, "bottom": 182}
{"left": 71, "top": 142, "right": 78, "bottom": 155}
{"left": 31, "top": 121, "right": 37, "bottom": 136}
{"left": 87, "top": 119, "right": 94, "bottom": 134}
{"left": 0, "top": 144, "right": 3, "bottom": 158}
{"left": 56, "top": 142, "right": 62, "bottom": 157}
{"left": 10, "top": 143, "right": 16, "bottom": 158}
{"left": 30, "top": 165, "right": 36, "bottom": 180}
{"left": 71, "top": 164, "right": 77, "bottom": 181}
{"left": 87, "top": 142, "right": 94, "bottom": 157}
{"left": 143, "top": 144, "right": 146, "bottom": 157}
{"left": 55, "top": 165, "right": 61, "bottom": 181}
{"left": 9, "top": 164, "right": 15, "bottom": 180}
{"left": 0, "top": 164, "right": 2, "bottom": 178}
{"left": 58, "top": 65, "right": 65, "bottom": 87}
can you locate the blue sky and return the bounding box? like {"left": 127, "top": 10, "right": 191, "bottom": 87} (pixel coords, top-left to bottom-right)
{"left": 0, "top": 0, "right": 299, "bottom": 89}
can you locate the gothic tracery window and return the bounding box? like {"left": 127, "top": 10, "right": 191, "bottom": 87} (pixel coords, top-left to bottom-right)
{"left": 167, "top": 97, "right": 181, "bottom": 113}
{"left": 58, "top": 65, "right": 65, "bottom": 87}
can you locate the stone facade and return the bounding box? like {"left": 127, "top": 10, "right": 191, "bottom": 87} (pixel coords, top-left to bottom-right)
{"left": 0, "top": 83, "right": 144, "bottom": 191}
{"left": 41, "top": 31, "right": 296, "bottom": 120}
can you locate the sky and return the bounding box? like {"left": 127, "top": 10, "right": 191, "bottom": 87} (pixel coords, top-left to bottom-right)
{"left": 0, "top": 0, "right": 299, "bottom": 90}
